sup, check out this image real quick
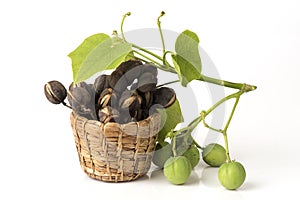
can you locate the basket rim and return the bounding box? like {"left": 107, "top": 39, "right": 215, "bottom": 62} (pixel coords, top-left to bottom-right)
{"left": 71, "top": 111, "right": 160, "bottom": 126}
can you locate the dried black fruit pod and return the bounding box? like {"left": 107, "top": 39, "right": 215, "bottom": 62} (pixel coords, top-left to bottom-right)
{"left": 98, "top": 88, "right": 112, "bottom": 107}
{"left": 69, "top": 88, "right": 91, "bottom": 113}
{"left": 119, "top": 90, "right": 142, "bottom": 120}
{"left": 152, "top": 87, "right": 176, "bottom": 108}
{"left": 68, "top": 85, "right": 92, "bottom": 106}
{"left": 119, "top": 90, "right": 141, "bottom": 109}
{"left": 129, "top": 96, "right": 142, "bottom": 119}
{"left": 67, "top": 83, "right": 98, "bottom": 119}
{"left": 44, "top": 81, "right": 67, "bottom": 104}
{"left": 109, "top": 60, "right": 143, "bottom": 91}
{"left": 119, "top": 90, "right": 133, "bottom": 108}
{"left": 141, "top": 64, "right": 158, "bottom": 77}
{"left": 144, "top": 91, "right": 153, "bottom": 108}
{"left": 94, "top": 74, "right": 110, "bottom": 95}
{"left": 137, "top": 72, "right": 158, "bottom": 93}
{"left": 115, "top": 60, "right": 143, "bottom": 76}
{"left": 120, "top": 95, "right": 137, "bottom": 109}
{"left": 123, "top": 65, "right": 142, "bottom": 85}
{"left": 138, "top": 91, "right": 153, "bottom": 109}
{"left": 98, "top": 88, "right": 119, "bottom": 108}
{"left": 98, "top": 106, "right": 120, "bottom": 123}
{"left": 87, "top": 84, "right": 95, "bottom": 96}
{"left": 67, "top": 82, "right": 92, "bottom": 105}
{"left": 137, "top": 108, "right": 149, "bottom": 121}
{"left": 109, "top": 70, "right": 128, "bottom": 92}
{"left": 75, "top": 81, "right": 89, "bottom": 89}
{"left": 80, "top": 82, "right": 96, "bottom": 100}
{"left": 77, "top": 107, "right": 97, "bottom": 120}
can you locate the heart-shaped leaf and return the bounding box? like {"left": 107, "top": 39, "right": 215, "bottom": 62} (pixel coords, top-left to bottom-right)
{"left": 69, "top": 33, "right": 132, "bottom": 83}
{"left": 172, "top": 30, "right": 202, "bottom": 86}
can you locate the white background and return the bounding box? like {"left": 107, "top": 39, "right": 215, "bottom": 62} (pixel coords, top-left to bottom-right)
{"left": 1, "top": 0, "right": 299, "bottom": 199}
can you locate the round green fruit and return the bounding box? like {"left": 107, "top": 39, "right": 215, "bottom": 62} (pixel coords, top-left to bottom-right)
{"left": 152, "top": 142, "right": 172, "bottom": 168}
{"left": 163, "top": 156, "right": 192, "bottom": 185}
{"left": 218, "top": 161, "right": 246, "bottom": 190}
{"left": 202, "top": 143, "right": 227, "bottom": 167}
{"left": 183, "top": 145, "right": 200, "bottom": 168}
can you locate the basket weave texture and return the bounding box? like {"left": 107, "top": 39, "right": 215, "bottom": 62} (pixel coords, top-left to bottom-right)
{"left": 70, "top": 112, "right": 161, "bottom": 182}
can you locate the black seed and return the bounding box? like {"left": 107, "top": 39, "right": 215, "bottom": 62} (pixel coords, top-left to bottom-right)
{"left": 152, "top": 87, "right": 176, "bottom": 108}
{"left": 94, "top": 74, "right": 110, "bottom": 95}
{"left": 141, "top": 64, "right": 158, "bottom": 77}
{"left": 109, "top": 60, "right": 143, "bottom": 92}
{"left": 137, "top": 108, "right": 149, "bottom": 121}
{"left": 137, "top": 72, "right": 157, "bottom": 92}
{"left": 69, "top": 86, "right": 91, "bottom": 106}
{"left": 119, "top": 90, "right": 134, "bottom": 108}
{"left": 44, "top": 81, "right": 67, "bottom": 104}
{"left": 67, "top": 83, "right": 98, "bottom": 119}
{"left": 138, "top": 91, "right": 153, "bottom": 109}
{"left": 98, "top": 88, "right": 119, "bottom": 108}
{"left": 129, "top": 96, "right": 142, "bottom": 119}
{"left": 124, "top": 66, "right": 142, "bottom": 85}
{"left": 115, "top": 60, "right": 143, "bottom": 75}
{"left": 109, "top": 70, "right": 128, "bottom": 92}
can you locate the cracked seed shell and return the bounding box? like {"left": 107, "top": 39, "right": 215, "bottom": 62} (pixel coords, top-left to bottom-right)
{"left": 44, "top": 81, "right": 67, "bottom": 104}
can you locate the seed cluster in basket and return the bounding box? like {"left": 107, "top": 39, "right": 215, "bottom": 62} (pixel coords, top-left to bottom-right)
{"left": 65, "top": 60, "right": 176, "bottom": 123}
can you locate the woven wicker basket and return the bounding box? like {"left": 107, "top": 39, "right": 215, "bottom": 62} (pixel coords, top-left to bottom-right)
{"left": 70, "top": 111, "right": 161, "bottom": 182}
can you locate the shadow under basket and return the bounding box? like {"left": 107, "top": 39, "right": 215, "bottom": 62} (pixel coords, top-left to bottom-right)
{"left": 70, "top": 112, "right": 161, "bottom": 182}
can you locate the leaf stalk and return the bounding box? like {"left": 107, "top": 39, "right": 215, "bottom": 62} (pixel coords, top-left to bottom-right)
{"left": 120, "top": 12, "right": 131, "bottom": 42}
{"left": 157, "top": 11, "right": 166, "bottom": 56}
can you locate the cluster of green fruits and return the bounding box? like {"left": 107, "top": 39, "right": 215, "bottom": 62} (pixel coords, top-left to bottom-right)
{"left": 152, "top": 142, "right": 246, "bottom": 190}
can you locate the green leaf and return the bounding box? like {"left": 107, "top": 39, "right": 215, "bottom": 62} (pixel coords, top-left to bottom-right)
{"left": 172, "top": 30, "right": 202, "bottom": 87}
{"left": 157, "top": 99, "right": 184, "bottom": 143}
{"left": 69, "top": 33, "right": 109, "bottom": 81}
{"left": 68, "top": 34, "right": 132, "bottom": 83}
{"left": 172, "top": 130, "right": 194, "bottom": 156}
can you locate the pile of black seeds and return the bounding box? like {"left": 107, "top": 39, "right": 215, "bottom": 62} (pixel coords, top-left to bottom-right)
{"left": 46, "top": 60, "right": 176, "bottom": 124}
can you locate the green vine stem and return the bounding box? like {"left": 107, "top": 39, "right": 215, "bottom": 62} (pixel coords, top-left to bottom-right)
{"left": 120, "top": 12, "right": 131, "bottom": 42}
{"left": 156, "top": 80, "right": 179, "bottom": 88}
{"left": 193, "top": 140, "right": 204, "bottom": 150}
{"left": 120, "top": 11, "right": 257, "bottom": 92}
{"left": 156, "top": 11, "right": 173, "bottom": 68}
{"left": 132, "top": 45, "right": 257, "bottom": 92}
{"left": 157, "top": 11, "right": 166, "bottom": 56}
{"left": 132, "top": 44, "right": 168, "bottom": 65}
{"left": 132, "top": 50, "right": 172, "bottom": 72}
{"left": 169, "top": 89, "right": 247, "bottom": 159}
{"left": 200, "top": 75, "right": 257, "bottom": 93}
{"left": 223, "top": 95, "right": 241, "bottom": 133}
{"left": 222, "top": 92, "right": 242, "bottom": 162}
{"left": 162, "top": 50, "right": 173, "bottom": 66}
{"left": 119, "top": 12, "right": 256, "bottom": 161}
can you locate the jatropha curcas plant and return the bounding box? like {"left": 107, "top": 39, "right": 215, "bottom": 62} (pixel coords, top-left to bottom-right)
{"left": 44, "top": 11, "right": 256, "bottom": 189}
